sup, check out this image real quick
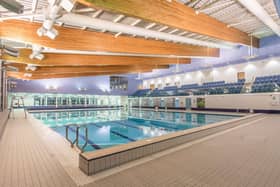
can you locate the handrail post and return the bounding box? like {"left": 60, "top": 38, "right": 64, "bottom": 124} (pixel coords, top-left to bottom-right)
{"left": 66, "top": 125, "right": 75, "bottom": 148}
{"left": 76, "top": 126, "right": 80, "bottom": 149}
{"left": 81, "top": 127, "right": 88, "bottom": 152}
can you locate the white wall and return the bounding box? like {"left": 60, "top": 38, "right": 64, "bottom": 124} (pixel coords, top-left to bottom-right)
{"left": 129, "top": 93, "right": 280, "bottom": 111}
{"left": 203, "top": 93, "right": 280, "bottom": 110}
{"left": 143, "top": 58, "right": 280, "bottom": 89}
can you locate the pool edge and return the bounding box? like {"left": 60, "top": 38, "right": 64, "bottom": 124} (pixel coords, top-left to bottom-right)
{"left": 79, "top": 113, "right": 263, "bottom": 175}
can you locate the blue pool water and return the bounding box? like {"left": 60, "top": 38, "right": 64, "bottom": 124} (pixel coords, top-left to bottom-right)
{"left": 32, "top": 109, "right": 240, "bottom": 152}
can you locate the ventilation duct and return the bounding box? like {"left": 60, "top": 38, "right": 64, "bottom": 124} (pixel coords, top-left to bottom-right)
{"left": 58, "top": 13, "right": 236, "bottom": 49}
{"left": 274, "top": 0, "right": 280, "bottom": 18}
{"left": 0, "top": 0, "right": 24, "bottom": 14}
{"left": 0, "top": 45, "right": 19, "bottom": 57}
{"left": 238, "top": 0, "right": 280, "bottom": 36}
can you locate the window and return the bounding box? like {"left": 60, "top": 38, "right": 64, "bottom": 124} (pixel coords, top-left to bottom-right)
{"left": 110, "top": 76, "right": 128, "bottom": 91}
{"left": 47, "top": 97, "right": 56, "bottom": 105}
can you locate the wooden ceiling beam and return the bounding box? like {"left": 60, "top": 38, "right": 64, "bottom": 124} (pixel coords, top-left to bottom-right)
{"left": 76, "top": 0, "right": 259, "bottom": 47}
{"left": 7, "top": 71, "right": 147, "bottom": 80}
{"left": 3, "top": 49, "right": 190, "bottom": 66}
{"left": 0, "top": 20, "right": 219, "bottom": 57}
{"left": 7, "top": 63, "right": 169, "bottom": 74}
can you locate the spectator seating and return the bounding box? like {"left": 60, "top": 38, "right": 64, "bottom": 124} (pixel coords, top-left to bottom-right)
{"left": 132, "top": 79, "right": 246, "bottom": 97}
{"left": 252, "top": 75, "right": 280, "bottom": 93}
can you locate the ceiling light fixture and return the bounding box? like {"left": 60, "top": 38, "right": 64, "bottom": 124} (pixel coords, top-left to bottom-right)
{"left": 23, "top": 73, "right": 32, "bottom": 78}
{"left": 37, "top": 0, "right": 75, "bottom": 39}
{"left": 29, "top": 45, "right": 45, "bottom": 60}
{"left": 25, "top": 64, "right": 37, "bottom": 71}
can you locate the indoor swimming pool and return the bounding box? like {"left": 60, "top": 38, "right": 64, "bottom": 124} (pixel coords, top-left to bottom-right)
{"left": 32, "top": 109, "right": 240, "bottom": 152}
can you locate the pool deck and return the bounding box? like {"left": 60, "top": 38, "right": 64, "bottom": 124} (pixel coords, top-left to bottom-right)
{"left": 1, "top": 110, "right": 280, "bottom": 186}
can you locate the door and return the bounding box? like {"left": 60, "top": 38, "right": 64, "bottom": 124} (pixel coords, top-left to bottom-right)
{"left": 174, "top": 98, "right": 180, "bottom": 108}
{"left": 185, "top": 98, "right": 192, "bottom": 109}
{"left": 237, "top": 72, "right": 245, "bottom": 80}
{"left": 160, "top": 99, "right": 165, "bottom": 108}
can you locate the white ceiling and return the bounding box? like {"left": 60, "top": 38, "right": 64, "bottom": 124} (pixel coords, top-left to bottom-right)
{"left": 0, "top": 0, "right": 279, "bottom": 50}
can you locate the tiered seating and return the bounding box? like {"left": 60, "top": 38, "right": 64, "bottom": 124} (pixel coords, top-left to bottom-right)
{"left": 163, "top": 86, "right": 177, "bottom": 90}
{"left": 131, "top": 75, "right": 280, "bottom": 97}
{"left": 131, "top": 89, "right": 150, "bottom": 97}
{"left": 252, "top": 75, "right": 280, "bottom": 93}
{"left": 192, "top": 80, "right": 244, "bottom": 95}
{"left": 131, "top": 79, "right": 246, "bottom": 97}
{"left": 180, "top": 84, "right": 198, "bottom": 89}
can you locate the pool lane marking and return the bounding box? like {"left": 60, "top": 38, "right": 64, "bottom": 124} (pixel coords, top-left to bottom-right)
{"left": 113, "top": 121, "right": 175, "bottom": 133}
{"left": 128, "top": 118, "right": 178, "bottom": 131}
{"left": 68, "top": 127, "right": 101, "bottom": 150}
{"left": 90, "top": 123, "right": 136, "bottom": 142}
{"left": 112, "top": 121, "right": 142, "bottom": 130}
{"left": 130, "top": 118, "right": 179, "bottom": 130}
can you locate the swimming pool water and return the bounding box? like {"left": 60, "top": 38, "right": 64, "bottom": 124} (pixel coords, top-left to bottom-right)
{"left": 32, "top": 109, "right": 240, "bottom": 152}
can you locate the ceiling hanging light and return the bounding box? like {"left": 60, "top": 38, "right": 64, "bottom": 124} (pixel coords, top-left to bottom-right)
{"left": 25, "top": 64, "right": 37, "bottom": 71}
{"left": 23, "top": 73, "right": 32, "bottom": 78}
{"left": 37, "top": 0, "right": 75, "bottom": 39}
{"left": 29, "top": 45, "right": 45, "bottom": 60}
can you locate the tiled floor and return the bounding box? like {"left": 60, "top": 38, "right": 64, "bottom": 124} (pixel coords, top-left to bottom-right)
{"left": 0, "top": 112, "right": 76, "bottom": 187}
{"left": 88, "top": 115, "right": 280, "bottom": 187}
{"left": 1, "top": 112, "right": 280, "bottom": 187}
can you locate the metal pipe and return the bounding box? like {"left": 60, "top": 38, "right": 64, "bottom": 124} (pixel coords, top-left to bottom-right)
{"left": 58, "top": 13, "right": 235, "bottom": 49}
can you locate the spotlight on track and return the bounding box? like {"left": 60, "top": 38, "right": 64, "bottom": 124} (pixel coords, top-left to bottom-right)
{"left": 37, "top": 0, "right": 75, "bottom": 39}
{"left": 46, "top": 28, "right": 59, "bottom": 40}
{"left": 29, "top": 45, "right": 45, "bottom": 60}
{"left": 25, "top": 64, "right": 37, "bottom": 71}
{"left": 60, "top": 0, "right": 75, "bottom": 12}
{"left": 23, "top": 73, "right": 32, "bottom": 78}
{"left": 37, "top": 21, "right": 58, "bottom": 40}
{"left": 0, "top": 0, "right": 24, "bottom": 14}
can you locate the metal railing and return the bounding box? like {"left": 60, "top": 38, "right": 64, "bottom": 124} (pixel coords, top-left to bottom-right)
{"left": 65, "top": 124, "right": 88, "bottom": 153}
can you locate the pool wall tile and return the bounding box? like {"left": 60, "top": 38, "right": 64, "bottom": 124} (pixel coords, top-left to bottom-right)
{"left": 99, "top": 158, "right": 106, "bottom": 171}
{"left": 104, "top": 157, "right": 109, "bottom": 169}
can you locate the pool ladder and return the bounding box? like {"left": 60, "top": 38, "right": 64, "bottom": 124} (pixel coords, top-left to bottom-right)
{"left": 65, "top": 124, "right": 88, "bottom": 153}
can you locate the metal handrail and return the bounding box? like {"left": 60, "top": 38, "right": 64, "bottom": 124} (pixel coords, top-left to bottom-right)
{"left": 65, "top": 124, "right": 78, "bottom": 148}
{"left": 76, "top": 126, "right": 88, "bottom": 153}
{"left": 65, "top": 124, "right": 88, "bottom": 153}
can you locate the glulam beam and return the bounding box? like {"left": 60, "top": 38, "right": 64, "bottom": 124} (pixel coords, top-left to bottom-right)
{"left": 0, "top": 20, "right": 220, "bottom": 57}
{"left": 7, "top": 63, "right": 169, "bottom": 74}
{"left": 7, "top": 71, "right": 146, "bottom": 80}
{"left": 3, "top": 49, "right": 190, "bottom": 66}
{"left": 77, "top": 0, "right": 259, "bottom": 47}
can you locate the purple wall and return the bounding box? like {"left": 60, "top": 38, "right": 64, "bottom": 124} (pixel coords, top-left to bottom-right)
{"left": 141, "top": 35, "right": 280, "bottom": 79}
{"left": 10, "top": 75, "right": 142, "bottom": 95}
